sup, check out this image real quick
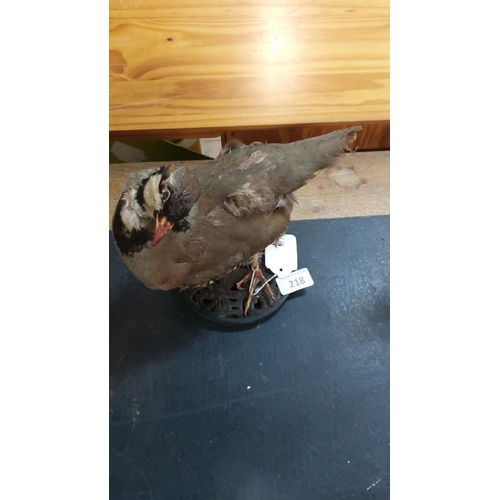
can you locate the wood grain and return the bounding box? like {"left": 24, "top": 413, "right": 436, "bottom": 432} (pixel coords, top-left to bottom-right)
{"left": 109, "top": 151, "right": 389, "bottom": 229}
{"left": 110, "top": 0, "right": 390, "bottom": 133}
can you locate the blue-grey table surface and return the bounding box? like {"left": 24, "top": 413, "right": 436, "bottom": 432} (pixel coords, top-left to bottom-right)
{"left": 110, "top": 216, "right": 390, "bottom": 500}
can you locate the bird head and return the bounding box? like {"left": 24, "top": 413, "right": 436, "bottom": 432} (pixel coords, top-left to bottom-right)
{"left": 135, "top": 166, "right": 175, "bottom": 246}
{"left": 113, "top": 165, "right": 201, "bottom": 256}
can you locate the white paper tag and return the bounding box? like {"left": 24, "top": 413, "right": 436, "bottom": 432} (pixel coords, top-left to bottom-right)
{"left": 276, "top": 268, "right": 314, "bottom": 295}
{"left": 264, "top": 234, "right": 298, "bottom": 278}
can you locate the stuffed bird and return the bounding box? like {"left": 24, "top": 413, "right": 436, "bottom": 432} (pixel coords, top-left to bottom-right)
{"left": 112, "top": 126, "right": 361, "bottom": 312}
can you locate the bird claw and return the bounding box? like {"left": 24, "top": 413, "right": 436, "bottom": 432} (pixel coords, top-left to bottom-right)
{"left": 237, "top": 256, "right": 276, "bottom": 317}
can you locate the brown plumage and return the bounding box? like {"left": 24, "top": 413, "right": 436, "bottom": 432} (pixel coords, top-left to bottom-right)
{"left": 112, "top": 126, "right": 361, "bottom": 291}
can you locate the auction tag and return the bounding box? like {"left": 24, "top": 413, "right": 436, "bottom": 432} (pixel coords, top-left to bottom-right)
{"left": 264, "top": 234, "right": 298, "bottom": 278}
{"left": 276, "top": 268, "right": 314, "bottom": 295}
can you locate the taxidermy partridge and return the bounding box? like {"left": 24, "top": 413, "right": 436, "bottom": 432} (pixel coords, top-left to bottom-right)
{"left": 112, "top": 126, "right": 361, "bottom": 313}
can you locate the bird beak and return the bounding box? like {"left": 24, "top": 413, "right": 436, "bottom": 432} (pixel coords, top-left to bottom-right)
{"left": 152, "top": 215, "right": 173, "bottom": 246}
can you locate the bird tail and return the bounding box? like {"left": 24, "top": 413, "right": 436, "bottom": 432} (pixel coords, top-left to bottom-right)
{"left": 291, "top": 125, "right": 362, "bottom": 173}
{"left": 268, "top": 125, "right": 362, "bottom": 194}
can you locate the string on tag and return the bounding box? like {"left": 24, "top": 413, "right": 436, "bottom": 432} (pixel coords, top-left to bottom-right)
{"left": 252, "top": 273, "right": 277, "bottom": 295}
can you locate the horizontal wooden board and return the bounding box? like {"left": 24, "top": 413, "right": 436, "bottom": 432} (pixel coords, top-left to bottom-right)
{"left": 110, "top": 0, "right": 390, "bottom": 133}
{"left": 109, "top": 151, "right": 389, "bottom": 229}
{"left": 109, "top": 120, "right": 390, "bottom": 151}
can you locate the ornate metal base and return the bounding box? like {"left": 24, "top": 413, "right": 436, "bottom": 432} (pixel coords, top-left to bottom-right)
{"left": 178, "top": 260, "right": 288, "bottom": 326}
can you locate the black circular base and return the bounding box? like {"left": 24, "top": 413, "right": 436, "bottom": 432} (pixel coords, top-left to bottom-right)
{"left": 178, "top": 263, "right": 287, "bottom": 326}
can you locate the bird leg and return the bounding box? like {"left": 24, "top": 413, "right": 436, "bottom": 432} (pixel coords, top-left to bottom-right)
{"left": 236, "top": 254, "right": 276, "bottom": 317}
